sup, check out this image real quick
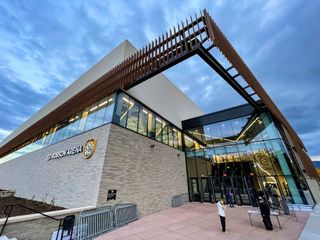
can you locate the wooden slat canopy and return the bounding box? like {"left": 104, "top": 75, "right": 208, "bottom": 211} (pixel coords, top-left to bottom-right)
{"left": 202, "top": 10, "right": 318, "bottom": 179}
{"left": 0, "top": 9, "right": 317, "bottom": 179}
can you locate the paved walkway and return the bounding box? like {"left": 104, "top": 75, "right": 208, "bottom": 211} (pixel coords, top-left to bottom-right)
{"left": 299, "top": 202, "right": 320, "bottom": 239}
{"left": 97, "top": 203, "right": 310, "bottom": 240}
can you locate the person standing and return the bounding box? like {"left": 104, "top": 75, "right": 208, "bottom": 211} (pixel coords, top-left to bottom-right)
{"left": 258, "top": 196, "right": 273, "bottom": 230}
{"left": 226, "top": 191, "right": 231, "bottom": 205}
{"left": 229, "top": 191, "right": 235, "bottom": 208}
{"left": 216, "top": 198, "right": 227, "bottom": 233}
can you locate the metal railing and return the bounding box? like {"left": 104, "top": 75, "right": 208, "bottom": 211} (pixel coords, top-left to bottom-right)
{"left": 74, "top": 206, "right": 113, "bottom": 240}
{"left": 0, "top": 204, "right": 63, "bottom": 237}
{"left": 114, "top": 204, "right": 138, "bottom": 227}
{"left": 172, "top": 193, "right": 189, "bottom": 207}
{"left": 73, "top": 204, "right": 138, "bottom": 240}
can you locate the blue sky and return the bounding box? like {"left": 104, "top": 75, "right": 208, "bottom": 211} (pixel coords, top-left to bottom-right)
{"left": 0, "top": 0, "right": 319, "bottom": 159}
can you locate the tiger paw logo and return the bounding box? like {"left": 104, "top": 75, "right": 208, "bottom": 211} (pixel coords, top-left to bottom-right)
{"left": 83, "top": 138, "right": 97, "bottom": 159}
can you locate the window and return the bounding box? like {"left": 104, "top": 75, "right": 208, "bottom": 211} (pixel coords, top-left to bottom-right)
{"left": 78, "top": 107, "right": 89, "bottom": 133}
{"left": 178, "top": 130, "right": 183, "bottom": 150}
{"left": 126, "top": 100, "right": 139, "bottom": 131}
{"left": 220, "top": 120, "right": 234, "bottom": 140}
{"left": 104, "top": 94, "right": 115, "bottom": 123}
{"left": 260, "top": 114, "right": 280, "bottom": 140}
{"left": 84, "top": 103, "right": 99, "bottom": 131}
{"left": 147, "top": 112, "right": 156, "bottom": 139}
{"left": 162, "top": 121, "right": 168, "bottom": 144}
{"left": 168, "top": 125, "right": 174, "bottom": 147}
{"left": 208, "top": 123, "right": 224, "bottom": 146}
{"left": 138, "top": 107, "right": 148, "bottom": 136}
{"left": 173, "top": 128, "right": 178, "bottom": 148}
{"left": 230, "top": 117, "right": 244, "bottom": 138}
{"left": 0, "top": 92, "right": 184, "bottom": 163}
{"left": 118, "top": 95, "right": 131, "bottom": 127}
{"left": 156, "top": 117, "right": 163, "bottom": 142}
{"left": 184, "top": 135, "right": 195, "bottom": 150}
{"left": 67, "top": 112, "right": 82, "bottom": 137}
{"left": 92, "top": 97, "right": 108, "bottom": 128}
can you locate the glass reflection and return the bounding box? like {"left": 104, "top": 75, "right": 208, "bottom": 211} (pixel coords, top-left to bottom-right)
{"left": 1, "top": 93, "right": 116, "bottom": 164}
{"left": 112, "top": 92, "right": 183, "bottom": 151}
{"left": 184, "top": 112, "right": 311, "bottom": 205}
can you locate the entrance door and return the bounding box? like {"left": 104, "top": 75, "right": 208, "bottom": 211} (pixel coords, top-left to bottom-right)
{"left": 210, "top": 176, "right": 255, "bottom": 206}
{"left": 246, "top": 176, "right": 258, "bottom": 207}
{"left": 200, "top": 177, "right": 212, "bottom": 202}
{"left": 222, "top": 177, "right": 234, "bottom": 202}
{"left": 190, "top": 178, "right": 201, "bottom": 202}
{"left": 212, "top": 177, "right": 224, "bottom": 201}
{"left": 233, "top": 177, "right": 250, "bottom": 205}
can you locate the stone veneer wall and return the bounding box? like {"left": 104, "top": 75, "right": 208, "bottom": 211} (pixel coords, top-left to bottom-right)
{"left": 96, "top": 124, "right": 188, "bottom": 216}
{"left": 0, "top": 124, "right": 111, "bottom": 208}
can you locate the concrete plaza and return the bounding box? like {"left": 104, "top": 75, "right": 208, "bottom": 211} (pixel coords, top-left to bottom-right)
{"left": 97, "top": 203, "right": 309, "bottom": 240}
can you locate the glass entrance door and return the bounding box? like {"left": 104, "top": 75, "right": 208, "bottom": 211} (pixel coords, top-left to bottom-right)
{"left": 190, "top": 175, "right": 260, "bottom": 206}
{"left": 200, "top": 177, "right": 212, "bottom": 202}
{"left": 222, "top": 177, "right": 234, "bottom": 202}
{"left": 209, "top": 176, "right": 255, "bottom": 206}
{"left": 190, "top": 177, "right": 201, "bottom": 202}
{"left": 233, "top": 177, "right": 251, "bottom": 205}
{"left": 212, "top": 177, "right": 223, "bottom": 201}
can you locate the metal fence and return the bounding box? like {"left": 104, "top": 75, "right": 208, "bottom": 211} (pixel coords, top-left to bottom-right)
{"left": 74, "top": 206, "right": 113, "bottom": 240}
{"left": 114, "top": 204, "right": 138, "bottom": 227}
{"left": 73, "top": 204, "right": 137, "bottom": 240}
{"left": 172, "top": 193, "right": 189, "bottom": 207}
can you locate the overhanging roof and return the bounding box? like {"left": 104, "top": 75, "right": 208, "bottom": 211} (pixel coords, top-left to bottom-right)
{"left": 0, "top": 9, "right": 317, "bottom": 179}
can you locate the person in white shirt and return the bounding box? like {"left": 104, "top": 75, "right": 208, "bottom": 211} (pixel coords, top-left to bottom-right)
{"left": 216, "top": 198, "right": 227, "bottom": 233}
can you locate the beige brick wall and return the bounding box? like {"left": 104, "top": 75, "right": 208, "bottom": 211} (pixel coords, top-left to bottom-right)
{"left": 97, "top": 124, "right": 188, "bottom": 216}
{"left": 0, "top": 122, "right": 188, "bottom": 225}
{"left": 0, "top": 124, "right": 111, "bottom": 208}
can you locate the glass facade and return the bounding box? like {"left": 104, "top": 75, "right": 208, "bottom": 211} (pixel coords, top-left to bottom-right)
{"left": 0, "top": 88, "right": 314, "bottom": 208}
{"left": 0, "top": 93, "right": 116, "bottom": 164}
{"left": 185, "top": 113, "right": 313, "bottom": 206}
{"left": 113, "top": 92, "right": 183, "bottom": 150}
{"left": 0, "top": 91, "right": 183, "bottom": 164}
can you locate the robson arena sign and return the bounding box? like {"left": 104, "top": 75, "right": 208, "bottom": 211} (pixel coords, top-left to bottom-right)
{"left": 46, "top": 138, "right": 97, "bottom": 161}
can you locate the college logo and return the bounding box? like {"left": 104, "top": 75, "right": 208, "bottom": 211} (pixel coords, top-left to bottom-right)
{"left": 83, "top": 138, "right": 97, "bottom": 159}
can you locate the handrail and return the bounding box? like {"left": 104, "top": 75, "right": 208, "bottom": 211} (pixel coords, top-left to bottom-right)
{"left": 0, "top": 203, "right": 63, "bottom": 236}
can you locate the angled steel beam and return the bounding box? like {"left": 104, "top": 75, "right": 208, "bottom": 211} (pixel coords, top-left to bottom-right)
{"left": 203, "top": 9, "right": 318, "bottom": 179}
{"left": 197, "top": 46, "right": 262, "bottom": 111}
{"left": 0, "top": 9, "right": 317, "bottom": 180}
{"left": 225, "top": 66, "right": 233, "bottom": 71}
{"left": 0, "top": 12, "right": 209, "bottom": 158}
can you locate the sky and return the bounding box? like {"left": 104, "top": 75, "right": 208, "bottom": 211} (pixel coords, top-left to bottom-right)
{"left": 0, "top": 0, "right": 319, "bottom": 159}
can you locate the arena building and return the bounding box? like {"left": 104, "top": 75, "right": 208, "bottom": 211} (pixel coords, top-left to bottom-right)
{"left": 0, "top": 10, "right": 318, "bottom": 216}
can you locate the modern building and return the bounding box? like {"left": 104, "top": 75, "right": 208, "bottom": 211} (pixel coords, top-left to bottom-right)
{"left": 0, "top": 10, "right": 319, "bottom": 216}
{"left": 313, "top": 161, "right": 320, "bottom": 176}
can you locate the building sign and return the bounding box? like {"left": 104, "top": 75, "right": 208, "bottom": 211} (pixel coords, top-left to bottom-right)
{"left": 46, "top": 138, "right": 97, "bottom": 161}
{"left": 83, "top": 138, "right": 97, "bottom": 159}
{"left": 107, "top": 190, "right": 117, "bottom": 201}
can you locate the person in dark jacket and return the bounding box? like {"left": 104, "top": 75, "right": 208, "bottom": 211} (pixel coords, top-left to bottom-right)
{"left": 258, "top": 196, "right": 273, "bottom": 230}
{"left": 226, "top": 190, "right": 235, "bottom": 207}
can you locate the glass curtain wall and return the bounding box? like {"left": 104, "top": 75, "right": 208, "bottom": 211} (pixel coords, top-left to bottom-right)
{"left": 113, "top": 92, "right": 183, "bottom": 150}
{"left": 1, "top": 90, "right": 185, "bottom": 164}
{"left": 0, "top": 94, "right": 116, "bottom": 164}
{"left": 185, "top": 113, "right": 312, "bottom": 206}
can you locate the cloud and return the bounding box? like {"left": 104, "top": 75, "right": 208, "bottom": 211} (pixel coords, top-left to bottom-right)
{"left": 0, "top": 72, "right": 50, "bottom": 135}
{"left": 0, "top": 128, "right": 12, "bottom": 141}
{"left": 311, "top": 156, "right": 320, "bottom": 161}
{"left": 0, "top": 0, "right": 319, "bottom": 159}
